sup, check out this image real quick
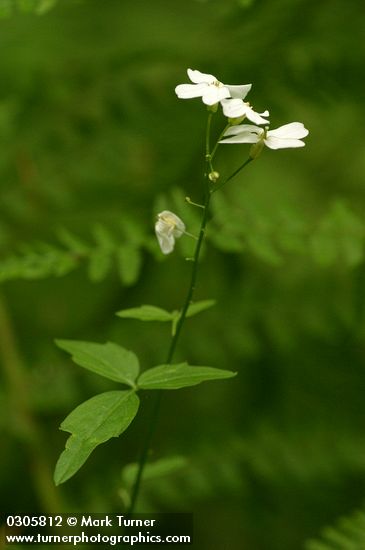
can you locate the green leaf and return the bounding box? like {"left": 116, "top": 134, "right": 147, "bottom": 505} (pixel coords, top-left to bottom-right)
{"left": 92, "top": 224, "right": 115, "bottom": 250}
{"left": 117, "top": 300, "right": 215, "bottom": 327}
{"left": 310, "top": 200, "right": 365, "bottom": 268}
{"left": 247, "top": 234, "right": 282, "bottom": 265}
{"left": 55, "top": 340, "right": 139, "bottom": 387}
{"left": 122, "top": 455, "right": 187, "bottom": 487}
{"left": 138, "top": 363, "right": 237, "bottom": 390}
{"left": 117, "top": 245, "right": 142, "bottom": 286}
{"left": 209, "top": 228, "right": 245, "bottom": 253}
{"left": 54, "top": 390, "right": 139, "bottom": 485}
{"left": 56, "top": 228, "right": 89, "bottom": 255}
{"left": 86, "top": 225, "right": 115, "bottom": 282}
{"left": 0, "top": 0, "right": 12, "bottom": 17}
{"left": 35, "top": 0, "right": 57, "bottom": 14}
{"left": 171, "top": 312, "right": 180, "bottom": 337}
{"left": 116, "top": 304, "right": 173, "bottom": 322}
{"left": 305, "top": 506, "right": 365, "bottom": 550}
{"left": 87, "top": 248, "right": 112, "bottom": 282}
{"left": 16, "top": 0, "right": 35, "bottom": 13}
{"left": 186, "top": 299, "right": 216, "bottom": 318}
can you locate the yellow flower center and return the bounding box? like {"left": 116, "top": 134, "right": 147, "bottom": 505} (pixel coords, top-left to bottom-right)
{"left": 160, "top": 214, "right": 176, "bottom": 228}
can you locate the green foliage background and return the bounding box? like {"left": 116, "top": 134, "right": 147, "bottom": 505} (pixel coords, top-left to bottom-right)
{"left": 1, "top": 0, "right": 365, "bottom": 548}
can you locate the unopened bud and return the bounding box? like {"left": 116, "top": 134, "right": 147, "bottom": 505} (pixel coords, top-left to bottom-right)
{"left": 208, "top": 171, "right": 220, "bottom": 182}
{"left": 249, "top": 140, "right": 264, "bottom": 160}
{"left": 228, "top": 116, "right": 245, "bottom": 126}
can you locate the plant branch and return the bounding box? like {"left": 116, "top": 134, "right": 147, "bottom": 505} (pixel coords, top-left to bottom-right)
{"left": 210, "top": 123, "right": 230, "bottom": 163}
{"left": 128, "top": 117, "right": 253, "bottom": 513}
{"left": 127, "top": 113, "right": 214, "bottom": 514}
{"left": 212, "top": 157, "right": 253, "bottom": 193}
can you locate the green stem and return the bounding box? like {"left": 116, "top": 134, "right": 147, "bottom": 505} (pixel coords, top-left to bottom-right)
{"left": 212, "top": 157, "right": 253, "bottom": 193}
{"left": 167, "top": 192, "right": 211, "bottom": 363}
{"left": 128, "top": 116, "right": 252, "bottom": 514}
{"left": 127, "top": 390, "right": 162, "bottom": 514}
{"left": 128, "top": 188, "right": 212, "bottom": 514}
{"left": 205, "top": 112, "right": 213, "bottom": 159}
{"left": 128, "top": 114, "right": 214, "bottom": 514}
{"left": 210, "top": 123, "right": 230, "bottom": 163}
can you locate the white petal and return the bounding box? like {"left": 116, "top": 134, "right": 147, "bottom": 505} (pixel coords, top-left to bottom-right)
{"left": 159, "top": 210, "right": 184, "bottom": 227}
{"left": 156, "top": 231, "right": 175, "bottom": 254}
{"left": 223, "top": 124, "right": 262, "bottom": 137}
{"left": 155, "top": 210, "right": 186, "bottom": 254}
{"left": 226, "top": 84, "right": 252, "bottom": 99}
{"left": 267, "top": 122, "right": 309, "bottom": 139}
{"left": 244, "top": 106, "right": 270, "bottom": 125}
{"left": 202, "top": 86, "right": 230, "bottom": 105}
{"left": 264, "top": 136, "right": 306, "bottom": 149}
{"left": 158, "top": 211, "right": 185, "bottom": 235}
{"left": 155, "top": 219, "right": 171, "bottom": 238}
{"left": 175, "top": 83, "right": 208, "bottom": 99}
{"left": 220, "top": 131, "right": 261, "bottom": 145}
{"left": 187, "top": 68, "right": 216, "bottom": 84}
{"left": 172, "top": 220, "right": 186, "bottom": 237}
{"left": 221, "top": 98, "right": 247, "bottom": 118}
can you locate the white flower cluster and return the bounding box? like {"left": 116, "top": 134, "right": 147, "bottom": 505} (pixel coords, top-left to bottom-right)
{"left": 155, "top": 70, "right": 309, "bottom": 255}
{"left": 175, "top": 69, "right": 308, "bottom": 151}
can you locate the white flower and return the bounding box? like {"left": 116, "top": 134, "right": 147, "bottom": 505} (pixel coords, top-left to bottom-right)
{"left": 221, "top": 98, "right": 269, "bottom": 125}
{"left": 220, "top": 122, "right": 309, "bottom": 149}
{"left": 175, "top": 69, "right": 252, "bottom": 106}
{"left": 155, "top": 210, "right": 186, "bottom": 255}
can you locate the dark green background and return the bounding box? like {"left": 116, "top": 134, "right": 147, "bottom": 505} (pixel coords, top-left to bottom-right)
{"left": 1, "top": 0, "right": 365, "bottom": 548}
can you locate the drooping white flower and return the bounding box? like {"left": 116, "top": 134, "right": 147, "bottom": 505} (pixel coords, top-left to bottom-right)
{"left": 221, "top": 98, "right": 269, "bottom": 125}
{"left": 175, "top": 69, "right": 252, "bottom": 106}
{"left": 220, "top": 122, "right": 309, "bottom": 149}
{"left": 155, "top": 210, "right": 186, "bottom": 255}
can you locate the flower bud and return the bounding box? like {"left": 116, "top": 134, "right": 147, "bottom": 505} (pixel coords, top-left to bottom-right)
{"left": 208, "top": 171, "right": 220, "bottom": 182}
{"left": 228, "top": 116, "right": 246, "bottom": 126}
{"left": 249, "top": 139, "right": 264, "bottom": 159}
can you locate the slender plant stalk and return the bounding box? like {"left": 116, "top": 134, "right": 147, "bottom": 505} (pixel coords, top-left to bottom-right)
{"left": 127, "top": 185, "right": 212, "bottom": 514}
{"left": 209, "top": 123, "right": 230, "bottom": 164}
{"left": 127, "top": 113, "right": 250, "bottom": 513}
{"left": 212, "top": 157, "right": 253, "bottom": 193}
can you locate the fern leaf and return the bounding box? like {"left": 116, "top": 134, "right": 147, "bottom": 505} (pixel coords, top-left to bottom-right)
{"left": 305, "top": 507, "right": 365, "bottom": 550}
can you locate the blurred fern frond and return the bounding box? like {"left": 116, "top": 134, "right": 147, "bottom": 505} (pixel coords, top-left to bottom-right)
{"left": 305, "top": 507, "right": 365, "bottom": 550}
{"left": 0, "top": 0, "right": 58, "bottom": 17}
{"left": 0, "top": 223, "right": 151, "bottom": 286}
